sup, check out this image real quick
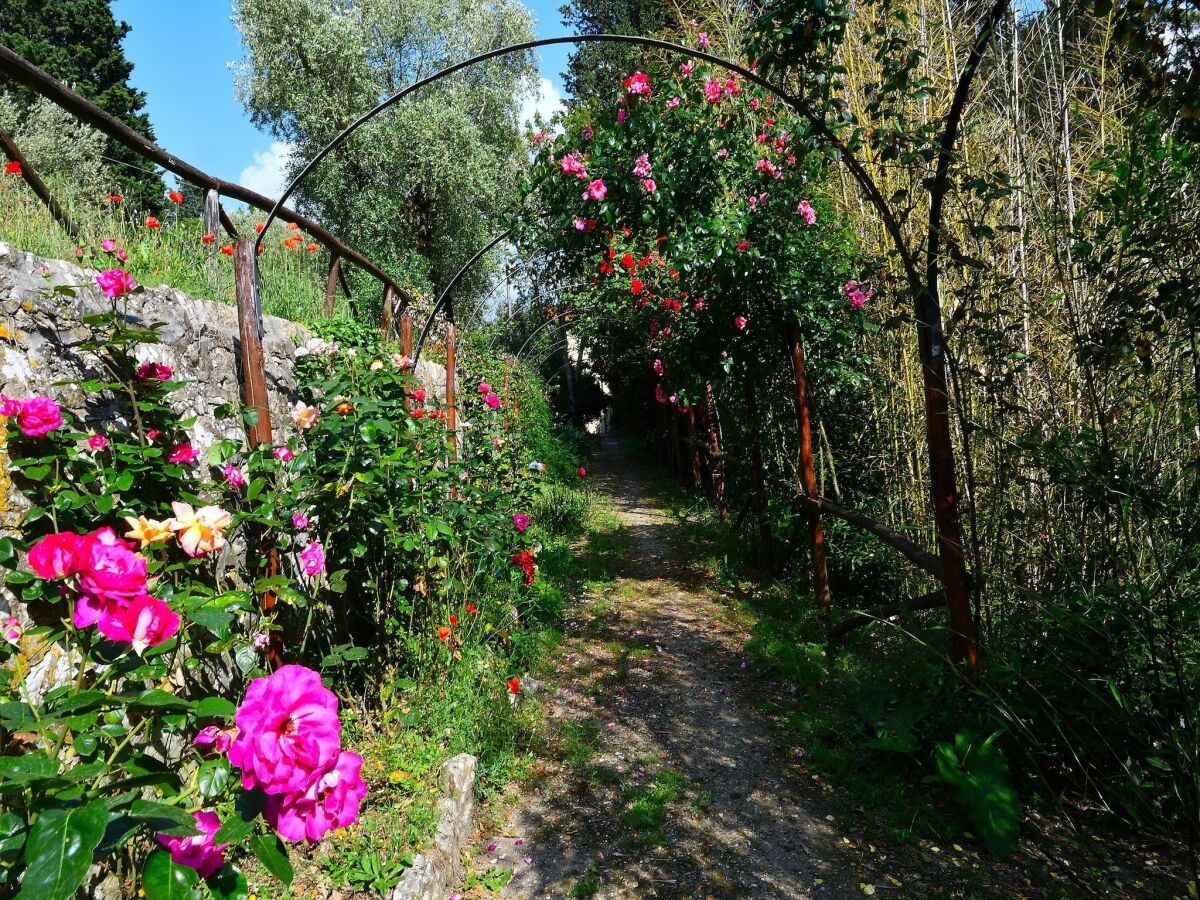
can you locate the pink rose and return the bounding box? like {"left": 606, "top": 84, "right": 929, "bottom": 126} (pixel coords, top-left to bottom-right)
{"left": 652, "top": 359, "right": 663, "bottom": 375}
{"left": 87, "top": 433, "right": 107, "bottom": 452}
{"left": 156, "top": 811, "right": 227, "bottom": 878}
{"left": 169, "top": 443, "right": 198, "bottom": 464}
{"left": 585, "top": 179, "right": 607, "bottom": 201}
{"left": 136, "top": 361, "right": 173, "bottom": 381}
{"left": 734, "top": 315, "right": 748, "bottom": 330}
{"left": 680, "top": 61, "right": 694, "bottom": 76}
{"left": 477, "top": 383, "right": 492, "bottom": 394}
{"left": 698, "top": 31, "right": 710, "bottom": 49}
{"left": 264, "top": 750, "right": 367, "bottom": 843}
{"left": 655, "top": 384, "right": 667, "bottom": 404}
{"left": 0, "top": 395, "right": 21, "bottom": 417}
{"left": 736, "top": 240, "right": 750, "bottom": 252}
{"left": 577, "top": 467, "right": 587, "bottom": 478}
{"left": 666, "top": 96, "right": 681, "bottom": 109}
{"left": 15, "top": 397, "right": 63, "bottom": 438}
{"left": 292, "top": 513, "right": 310, "bottom": 530}
{"left": 642, "top": 178, "right": 656, "bottom": 193}
{"left": 513, "top": 513, "right": 530, "bottom": 533}
{"left": 97, "top": 594, "right": 179, "bottom": 654}
{"left": 195, "top": 725, "right": 238, "bottom": 755}
{"left": 116, "top": 248, "right": 128, "bottom": 262}
{"left": 228, "top": 665, "right": 342, "bottom": 795}
{"left": 623, "top": 72, "right": 651, "bottom": 96}
{"left": 412, "top": 388, "right": 426, "bottom": 403}
{"left": 254, "top": 631, "right": 270, "bottom": 650}
{"left": 222, "top": 464, "right": 248, "bottom": 488}
{"left": 95, "top": 268, "right": 137, "bottom": 299}
{"left": 796, "top": 200, "right": 817, "bottom": 226}
{"left": 101, "top": 238, "right": 117, "bottom": 253}
{"left": 28, "top": 531, "right": 88, "bottom": 580}
{"left": 484, "top": 394, "right": 501, "bottom": 410}
{"left": 300, "top": 541, "right": 325, "bottom": 577}
{"left": 3, "top": 615, "right": 22, "bottom": 645}
{"left": 274, "top": 446, "right": 295, "bottom": 462}
{"left": 704, "top": 77, "right": 723, "bottom": 104}
{"left": 75, "top": 527, "right": 149, "bottom": 627}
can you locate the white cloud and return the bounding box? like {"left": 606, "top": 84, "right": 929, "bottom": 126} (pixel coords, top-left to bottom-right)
{"left": 239, "top": 140, "right": 293, "bottom": 198}
{"left": 520, "top": 77, "right": 564, "bottom": 131}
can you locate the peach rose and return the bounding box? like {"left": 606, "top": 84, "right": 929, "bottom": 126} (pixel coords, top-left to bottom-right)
{"left": 168, "top": 502, "right": 233, "bottom": 558}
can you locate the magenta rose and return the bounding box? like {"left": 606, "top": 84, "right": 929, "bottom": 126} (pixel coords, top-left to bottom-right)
{"left": 264, "top": 750, "right": 367, "bottom": 842}
{"left": 16, "top": 397, "right": 63, "bottom": 438}
{"left": 97, "top": 594, "right": 179, "bottom": 654}
{"left": 95, "top": 268, "right": 137, "bottom": 299}
{"left": 28, "top": 531, "right": 87, "bottom": 580}
{"left": 75, "top": 528, "right": 148, "bottom": 627}
{"left": 512, "top": 513, "right": 530, "bottom": 534}
{"left": 155, "top": 810, "right": 227, "bottom": 878}
{"left": 195, "top": 725, "right": 238, "bottom": 755}
{"left": 228, "top": 665, "right": 341, "bottom": 795}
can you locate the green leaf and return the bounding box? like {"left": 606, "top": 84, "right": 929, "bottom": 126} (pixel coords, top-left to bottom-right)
{"left": 207, "top": 866, "right": 249, "bottom": 900}
{"left": 926, "top": 731, "right": 1020, "bottom": 859}
{"left": 129, "top": 800, "right": 199, "bottom": 837}
{"left": 0, "top": 811, "right": 26, "bottom": 856}
{"left": 198, "top": 759, "right": 231, "bottom": 799}
{"left": 142, "top": 849, "right": 199, "bottom": 900}
{"left": 212, "top": 815, "right": 256, "bottom": 847}
{"left": 0, "top": 755, "right": 59, "bottom": 789}
{"left": 129, "top": 689, "right": 191, "bottom": 710}
{"left": 194, "top": 696, "right": 237, "bottom": 720}
{"left": 249, "top": 833, "right": 293, "bottom": 886}
{"left": 15, "top": 802, "right": 108, "bottom": 900}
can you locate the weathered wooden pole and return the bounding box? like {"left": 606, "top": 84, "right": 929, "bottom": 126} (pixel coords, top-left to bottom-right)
{"left": 445, "top": 321, "right": 458, "bottom": 462}
{"left": 324, "top": 254, "right": 341, "bottom": 317}
{"left": 705, "top": 382, "right": 728, "bottom": 521}
{"left": 399, "top": 310, "right": 413, "bottom": 360}
{"left": 379, "top": 284, "right": 395, "bottom": 336}
{"left": 233, "top": 239, "right": 284, "bottom": 671}
{"left": 0, "top": 124, "right": 77, "bottom": 239}
{"left": 202, "top": 189, "right": 221, "bottom": 244}
{"left": 687, "top": 405, "right": 703, "bottom": 489}
{"left": 787, "top": 323, "right": 832, "bottom": 610}
{"left": 743, "top": 384, "right": 774, "bottom": 573}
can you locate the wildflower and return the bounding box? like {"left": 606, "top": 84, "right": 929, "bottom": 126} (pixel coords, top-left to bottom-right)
{"left": 202, "top": 233, "right": 216, "bottom": 245}
{"left": 796, "top": 200, "right": 816, "bottom": 226}
{"left": 3, "top": 616, "right": 22, "bottom": 644}
{"left": 168, "top": 502, "right": 233, "bottom": 557}
{"left": 293, "top": 513, "right": 310, "bottom": 530}
{"left": 144, "top": 216, "right": 161, "bottom": 229}
{"left": 105, "top": 193, "right": 123, "bottom": 203}
{"left": 168, "top": 191, "right": 184, "bottom": 204}
{"left": 156, "top": 810, "right": 227, "bottom": 878}
{"left": 136, "top": 361, "right": 173, "bottom": 381}
{"left": 169, "top": 443, "right": 198, "bottom": 464}
{"left": 507, "top": 677, "right": 521, "bottom": 695}
{"left": 123, "top": 515, "right": 174, "bottom": 549}
{"left": 95, "top": 268, "right": 137, "bottom": 299}
{"left": 86, "top": 433, "right": 107, "bottom": 452}
{"left": 299, "top": 541, "right": 325, "bottom": 577}
{"left": 438, "top": 626, "right": 452, "bottom": 641}
{"left": 220, "top": 245, "right": 234, "bottom": 256}
{"left": 98, "top": 593, "right": 180, "bottom": 654}
{"left": 264, "top": 750, "right": 367, "bottom": 843}
{"left": 450, "top": 614, "right": 459, "bottom": 627}
{"left": 734, "top": 315, "right": 748, "bottom": 330}
{"left": 586, "top": 179, "right": 607, "bottom": 201}
{"left": 467, "top": 603, "right": 478, "bottom": 615}
{"left": 513, "top": 513, "right": 530, "bottom": 533}
{"left": 306, "top": 243, "right": 319, "bottom": 252}
{"left": 3, "top": 161, "right": 21, "bottom": 175}
{"left": 101, "top": 238, "right": 117, "bottom": 252}
{"left": 222, "top": 464, "right": 248, "bottom": 488}
{"left": 228, "top": 665, "right": 342, "bottom": 795}
{"left": 291, "top": 402, "right": 320, "bottom": 430}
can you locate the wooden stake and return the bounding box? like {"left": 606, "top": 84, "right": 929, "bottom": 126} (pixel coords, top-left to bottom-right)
{"left": 705, "top": 382, "right": 728, "bottom": 522}
{"left": 324, "top": 254, "right": 341, "bottom": 317}
{"left": 788, "top": 323, "right": 832, "bottom": 610}
{"left": 744, "top": 384, "right": 774, "bottom": 572}
{"left": 379, "top": 284, "right": 395, "bottom": 336}
{"left": 445, "top": 322, "right": 457, "bottom": 462}
{"left": 233, "top": 239, "right": 283, "bottom": 670}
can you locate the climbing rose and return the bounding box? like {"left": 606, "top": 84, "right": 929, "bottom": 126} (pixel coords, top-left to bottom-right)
{"left": 666, "top": 96, "right": 681, "bottom": 109}
{"left": 633, "top": 153, "right": 652, "bottom": 178}
{"left": 300, "top": 541, "right": 325, "bottom": 577}
{"left": 156, "top": 811, "right": 227, "bottom": 878}
{"left": 477, "top": 382, "right": 492, "bottom": 394}
{"left": 513, "top": 513, "right": 530, "bottom": 533}
{"left": 291, "top": 402, "right": 320, "bottom": 430}
{"left": 642, "top": 178, "right": 656, "bottom": 193}
{"left": 168, "top": 502, "right": 232, "bottom": 558}
{"left": 3, "top": 161, "right": 22, "bottom": 175}
{"left": 623, "top": 72, "right": 651, "bottom": 95}
{"left": 585, "top": 179, "right": 607, "bottom": 201}
{"left": 559, "top": 152, "right": 588, "bottom": 179}
{"left": 511, "top": 551, "right": 536, "bottom": 586}
{"left": 2, "top": 616, "right": 21, "bottom": 644}
{"left": 167, "top": 191, "right": 185, "bottom": 204}
{"left": 222, "top": 465, "right": 247, "bottom": 488}
{"left": 704, "top": 77, "right": 723, "bottom": 103}
{"left": 484, "top": 394, "right": 501, "bottom": 410}
{"left": 123, "top": 516, "right": 173, "bottom": 549}
{"left": 796, "top": 200, "right": 817, "bottom": 226}
{"left": 698, "top": 31, "right": 710, "bottom": 49}
{"left": 76, "top": 528, "right": 148, "bottom": 612}
{"left": 195, "top": 725, "right": 237, "bottom": 755}
{"left": 293, "top": 513, "right": 310, "bottom": 530}
{"left": 264, "top": 750, "right": 367, "bottom": 842}
{"left": 412, "top": 388, "right": 426, "bottom": 403}
{"left": 28, "top": 532, "right": 87, "bottom": 580}
{"left": 169, "top": 443, "right": 198, "bottom": 464}
{"left": 274, "top": 446, "right": 295, "bottom": 462}
{"left": 734, "top": 315, "right": 748, "bottom": 330}
{"left": 87, "top": 433, "right": 107, "bottom": 452}
{"left": 228, "top": 665, "right": 341, "bottom": 795}
{"left": 653, "top": 359, "right": 663, "bottom": 375}
{"left": 844, "top": 280, "right": 874, "bottom": 310}
{"left": 11, "top": 397, "right": 63, "bottom": 437}
{"left": 97, "top": 593, "right": 180, "bottom": 654}
{"left": 655, "top": 384, "right": 668, "bottom": 404}
{"left": 136, "top": 361, "right": 173, "bottom": 381}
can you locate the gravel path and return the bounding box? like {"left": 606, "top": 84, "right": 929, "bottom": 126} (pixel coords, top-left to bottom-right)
{"left": 470, "top": 436, "right": 863, "bottom": 899}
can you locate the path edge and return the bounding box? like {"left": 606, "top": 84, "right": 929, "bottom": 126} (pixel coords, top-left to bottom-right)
{"left": 390, "top": 753, "right": 477, "bottom": 899}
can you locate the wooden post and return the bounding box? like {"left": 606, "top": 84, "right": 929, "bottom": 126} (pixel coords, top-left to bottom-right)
{"left": 445, "top": 322, "right": 457, "bottom": 462}
{"left": 203, "top": 189, "right": 221, "bottom": 243}
{"left": 233, "top": 239, "right": 284, "bottom": 671}
{"left": 788, "top": 323, "right": 832, "bottom": 610}
{"left": 0, "top": 124, "right": 77, "bottom": 239}
{"left": 324, "top": 254, "right": 341, "bottom": 317}
{"left": 687, "top": 405, "right": 703, "bottom": 489}
{"left": 669, "top": 407, "right": 684, "bottom": 483}
{"left": 705, "top": 382, "right": 728, "bottom": 522}
{"left": 744, "top": 384, "right": 774, "bottom": 573}
{"left": 379, "top": 284, "right": 395, "bottom": 336}
{"left": 400, "top": 310, "right": 413, "bottom": 360}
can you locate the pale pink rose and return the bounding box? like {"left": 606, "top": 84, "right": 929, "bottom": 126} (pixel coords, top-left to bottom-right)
{"left": 15, "top": 397, "right": 63, "bottom": 438}
{"left": 253, "top": 631, "right": 270, "bottom": 650}
{"left": 228, "top": 665, "right": 342, "bottom": 795}
{"left": 95, "top": 268, "right": 137, "bottom": 299}
{"left": 264, "top": 750, "right": 367, "bottom": 843}
{"left": 156, "top": 811, "right": 227, "bottom": 878}
{"left": 98, "top": 594, "right": 179, "bottom": 654}
{"left": 291, "top": 402, "right": 320, "bottom": 430}
{"left": 168, "top": 503, "right": 233, "bottom": 558}
{"left": 299, "top": 541, "right": 325, "bottom": 577}
{"left": 666, "top": 96, "right": 681, "bottom": 109}
{"left": 87, "top": 433, "right": 107, "bottom": 452}
{"left": 3, "top": 616, "right": 22, "bottom": 644}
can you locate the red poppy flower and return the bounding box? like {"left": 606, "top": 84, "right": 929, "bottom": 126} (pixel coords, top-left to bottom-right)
{"left": 144, "top": 216, "right": 161, "bottom": 229}
{"left": 104, "top": 193, "right": 123, "bottom": 203}
{"left": 167, "top": 191, "right": 184, "bottom": 204}
{"left": 286, "top": 221, "right": 300, "bottom": 231}
{"left": 306, "top": 243, "right": 319, "bottom": 252}
{"left": 220, "top": 245, "right": 234, "bottom": 256}
{"left": 599, "top": 261, "right": 614, "bottom": 275}
{"left": 449, "top": 614, "right": 459, "bottom": 627}
{"left": 201, "top": 233, "right": 216, "bottom": 245}
{"left": 256, "top": 245, "right": 264, "bottom": 255}
{"left": 507, "top": 677, "right": 521, "bottom": 695}
{"left": 630, "top": 279, "right": 644, "bottom": 295}
{"left": 467, "top": 603, "right": 478, "bottom": 615}
{"left": 437, "top": 626, "right": 451, "bottom": 641}
{"left": 254, "top": 222, "right": 265, "bottom": 234}
{"left": 3, "top": 161, "right": 22, "bottom": 175}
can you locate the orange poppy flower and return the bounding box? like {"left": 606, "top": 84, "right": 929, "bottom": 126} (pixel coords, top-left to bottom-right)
{"left": 256, "top": 245, "right": 264, "bottom": 255}
{"left": 104, "top": 193, "right": 123, "bottom": 203}
{"left": 286, "top": 221, "right": 300, "bottom": 231}
{"left": 144, "top": 216, "right": 161, "bottom": 229}
{"left": 507, "top": 677, "right": 521, "bottom": 695}
{"left": 437, "top": 626, "right": 451, "bottom": 641}
{"left": 201, "top": 233, "right": 216, "bottom": 245}
{"left": 220, "top": 245, "right": 234, "bottom": 256}
{"left": 167, "top": 190, "right": 184, "bottom": 204}
{"left": 254, "top": 222, "right": 265, "bottom": 234}
{"left": 335, "top": 402, "right": 354, "bottom": 416}
{"left": 306, "top": 243, "right": 319, "bottom": 252}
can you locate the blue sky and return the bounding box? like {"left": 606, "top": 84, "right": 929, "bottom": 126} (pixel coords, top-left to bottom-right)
{"left": 109, "top": 0, "right": 572, "bottom": 195}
